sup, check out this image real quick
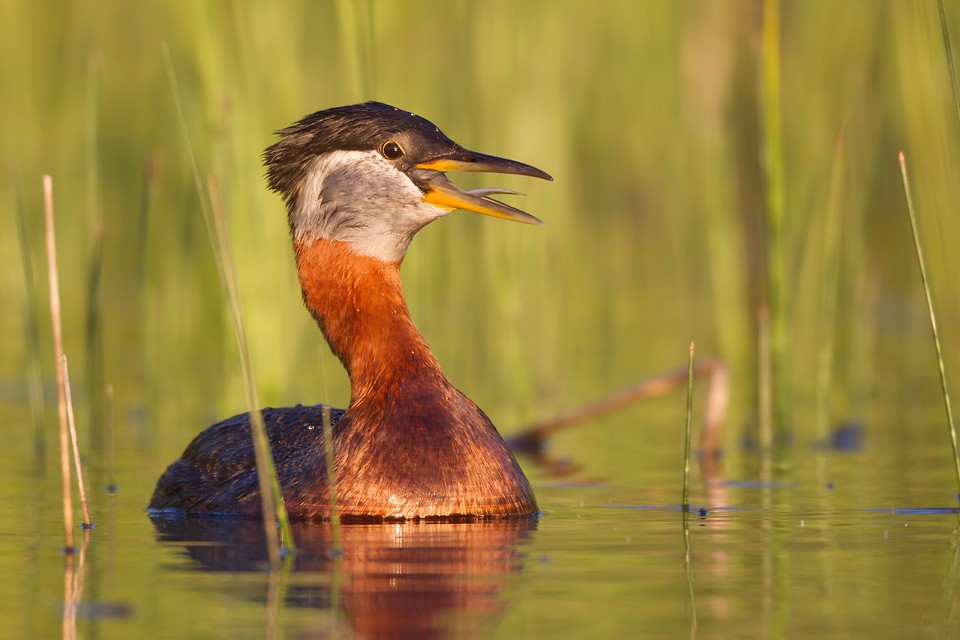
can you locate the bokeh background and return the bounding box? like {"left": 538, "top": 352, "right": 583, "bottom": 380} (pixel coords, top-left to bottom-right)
{"left": 5, "top": 1, "right": 960, "bottom": 637}
{"left": 5, "top": 0, "right": 960, "bottom": 476}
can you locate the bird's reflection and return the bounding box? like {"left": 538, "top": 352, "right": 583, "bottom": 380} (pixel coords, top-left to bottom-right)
{"left": 153, "top": 516, "right": 536, "bottom": 639}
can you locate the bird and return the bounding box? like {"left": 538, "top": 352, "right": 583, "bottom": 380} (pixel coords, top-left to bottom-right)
{"left": 149, "top": 101, "right": 551, "bottom": 521}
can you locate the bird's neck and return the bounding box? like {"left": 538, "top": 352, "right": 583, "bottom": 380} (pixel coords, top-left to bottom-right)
{"left": 294, "top": 238, "right": 446, "bottom": 402}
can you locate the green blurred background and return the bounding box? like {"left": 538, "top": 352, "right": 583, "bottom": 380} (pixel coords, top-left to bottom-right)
{"left": 4, "top": 0, "right": 960, "bottom": 490}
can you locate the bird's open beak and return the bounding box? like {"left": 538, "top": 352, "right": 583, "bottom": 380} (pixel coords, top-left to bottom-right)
{"left": 416, "top": 148, "right": 552, "bottom": 225}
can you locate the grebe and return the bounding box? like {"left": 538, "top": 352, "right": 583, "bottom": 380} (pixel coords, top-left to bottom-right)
{"left": 149, "top": 102, "right": 550, "bottom": 520}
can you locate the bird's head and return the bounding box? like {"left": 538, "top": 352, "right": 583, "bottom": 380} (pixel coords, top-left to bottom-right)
{"left": 264, "top": 102, "right": 552, "bottom": 262}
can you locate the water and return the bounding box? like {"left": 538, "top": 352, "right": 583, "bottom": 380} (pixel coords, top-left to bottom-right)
{"left": 4, "top": 411, "right": 960, "bottom": 639}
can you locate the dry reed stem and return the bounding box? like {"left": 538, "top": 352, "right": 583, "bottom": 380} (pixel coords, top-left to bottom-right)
{"left": 682, "top": 343, "right": 695, "bottom": 511}
{"left": 62, "top": 528, "right": 90, "bottom": 640}
{"left": 61, "top": 355, "right": 92, "bottom": 527}
{"left": 106, "top": 383, "right": 116, "bottom": 492}
{"left": 510, "top": 357, "right": 729, "bottom": 459}
{"left": 44, "top": 175, "right": 75, "bottom": 552}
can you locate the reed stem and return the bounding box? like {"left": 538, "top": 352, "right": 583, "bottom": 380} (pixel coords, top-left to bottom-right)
{"left": 682, "top": 517, "right": 697, "bottom": 638}
{"left": 510, "top": 358, "right": 728, "bottom": 453}
{"left": 757, "top": 305, "right": 772, "bottom": 455}
{"left": 63, "top": 528, "right": 90, "bottom": 640}
{"left": 105, "top": 384, "right": 116, "bottom": 493}
{"left": 761, "top": 0, "right": 789, "bottom": 444}
{"left": 62, "top": 355, "right": 92, "bottom": 528}
{"left": 897, "top": 152, "right": 960, "bottom": 505}
{"left": 13, "top": 173, "right": 46, "bottom": 456}
{"left": 938, "top": 0, "right": 960, "bottom": 126}
{"left": 682, "top": 342, "right": 695, "bottom": 512}
{"left": 44, "top": 175, "right": 75, "bottom": 552}
{"left": 84, "top": 53, "right": 105, "bottom": 445}
{"left": 322, "top": 405, "right": 341, "bottom": 548}
{"left": 161, "top": 42, "right": 294, "bottom": 563}
{"left": 209, "top": 177, "right": 294, "bottom": 563}
{"left": 814, "top": 130, "right": 847, "bottom": 437}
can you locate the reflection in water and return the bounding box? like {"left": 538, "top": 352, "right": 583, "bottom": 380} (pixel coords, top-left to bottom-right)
{"left": 153, "top": 517, "right": 537, "bottom": 639}
{"left": 62, "top": 530, "right": 89, "bottom": 640}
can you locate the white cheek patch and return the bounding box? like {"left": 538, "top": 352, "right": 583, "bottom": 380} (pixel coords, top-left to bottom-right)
{"left": 291, "top": 150, "right": 449, "bottom": 262}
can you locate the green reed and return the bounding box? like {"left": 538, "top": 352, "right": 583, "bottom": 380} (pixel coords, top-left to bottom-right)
{"left": 939, "top": 0, "right": 960, "bottom": 126}
{"left": 814, "top": 130, "right": 847, "bottom": 438}
{"left": 84, "top": 54, "right": 105, "bottom": 445}
{"left": 210, "top": 178, "right": 295, "bottom": 561}
{"left": 936, "top": 0, "right": 960, "bottom": 504}
{"left": 682, "top": 342, "right": 694, "bottom": 512}
{"left": 898, "top": 152, "right": 960, "bottom": 504}
{"left": 12, "top": 174, "right": 46, "bottom": 457}
{"left": 761, "top": 0, "right": 788, "bottom": 449}
{"left": 161, "top": 43, "right": 294, "bottom": 563}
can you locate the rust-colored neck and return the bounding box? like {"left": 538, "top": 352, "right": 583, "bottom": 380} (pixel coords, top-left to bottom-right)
{"left": 285, "top": 236, "right": 536, "bottom": 519}
{"left": 294, "top": 238, "right": 444, "bottom": 401}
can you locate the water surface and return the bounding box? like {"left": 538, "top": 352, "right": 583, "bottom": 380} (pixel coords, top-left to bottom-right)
{"left": 4, "top": 411, "right": 960, "bottom": 639}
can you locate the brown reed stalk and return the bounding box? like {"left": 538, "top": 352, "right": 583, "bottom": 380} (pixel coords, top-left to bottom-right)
{"left": 62, "top": 528, "right": 90, "bottom": 640}
{"left": 61, "top": 355, "right": 92, "bottom": 528}
{"left": 44, "top": 175, "right": 75, "bottom": 552}
{"left": 105, "top": 384, "right": 116, "bottom": 493}
{"left": 509, "top": 358, "right": 729, "bottom": 457}
{"left": 682, "top": 342, "right": 695, "bottom": 512}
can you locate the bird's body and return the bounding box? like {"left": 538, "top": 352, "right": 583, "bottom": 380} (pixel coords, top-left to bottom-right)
{"left": 150, "top": 102, "right": 549, "bottom": 520}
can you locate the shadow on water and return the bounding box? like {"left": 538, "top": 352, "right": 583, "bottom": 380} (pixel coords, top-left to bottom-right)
{"left": 151, "top": 516, "right": 537, "bottom": 639}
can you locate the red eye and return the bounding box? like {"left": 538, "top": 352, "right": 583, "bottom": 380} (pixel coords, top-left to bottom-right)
{"left": 381, "top": 141, "right": 404, "bottom": 159}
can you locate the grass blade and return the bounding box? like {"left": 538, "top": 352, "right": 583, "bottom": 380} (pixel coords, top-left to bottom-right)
{"left": 84, "top": 53, "right": 105, "bottom": 444}
{"left": 12, "top": 172, "right": 46, "bottom": 456}
{"left": 938, "top": 0, "right": 960, "bottom": 126}
{"left": 814, "top": 128, "right": 848, "bottom": 436}
{"left": 761, "top": 0, "right": 789, "bottom": 445}
{"left": 208, "top": 177, "right": 295, "bottom": 560}
{"left": 161, "top": 42, "right": 294, "bottom": 564}
{"left": 898, "top": 152, "right": 960, "bottom": 505}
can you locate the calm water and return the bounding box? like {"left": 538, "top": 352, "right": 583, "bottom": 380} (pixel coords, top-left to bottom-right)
{"left": 3, "top": 399, "right": 960, "bottom": 639}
